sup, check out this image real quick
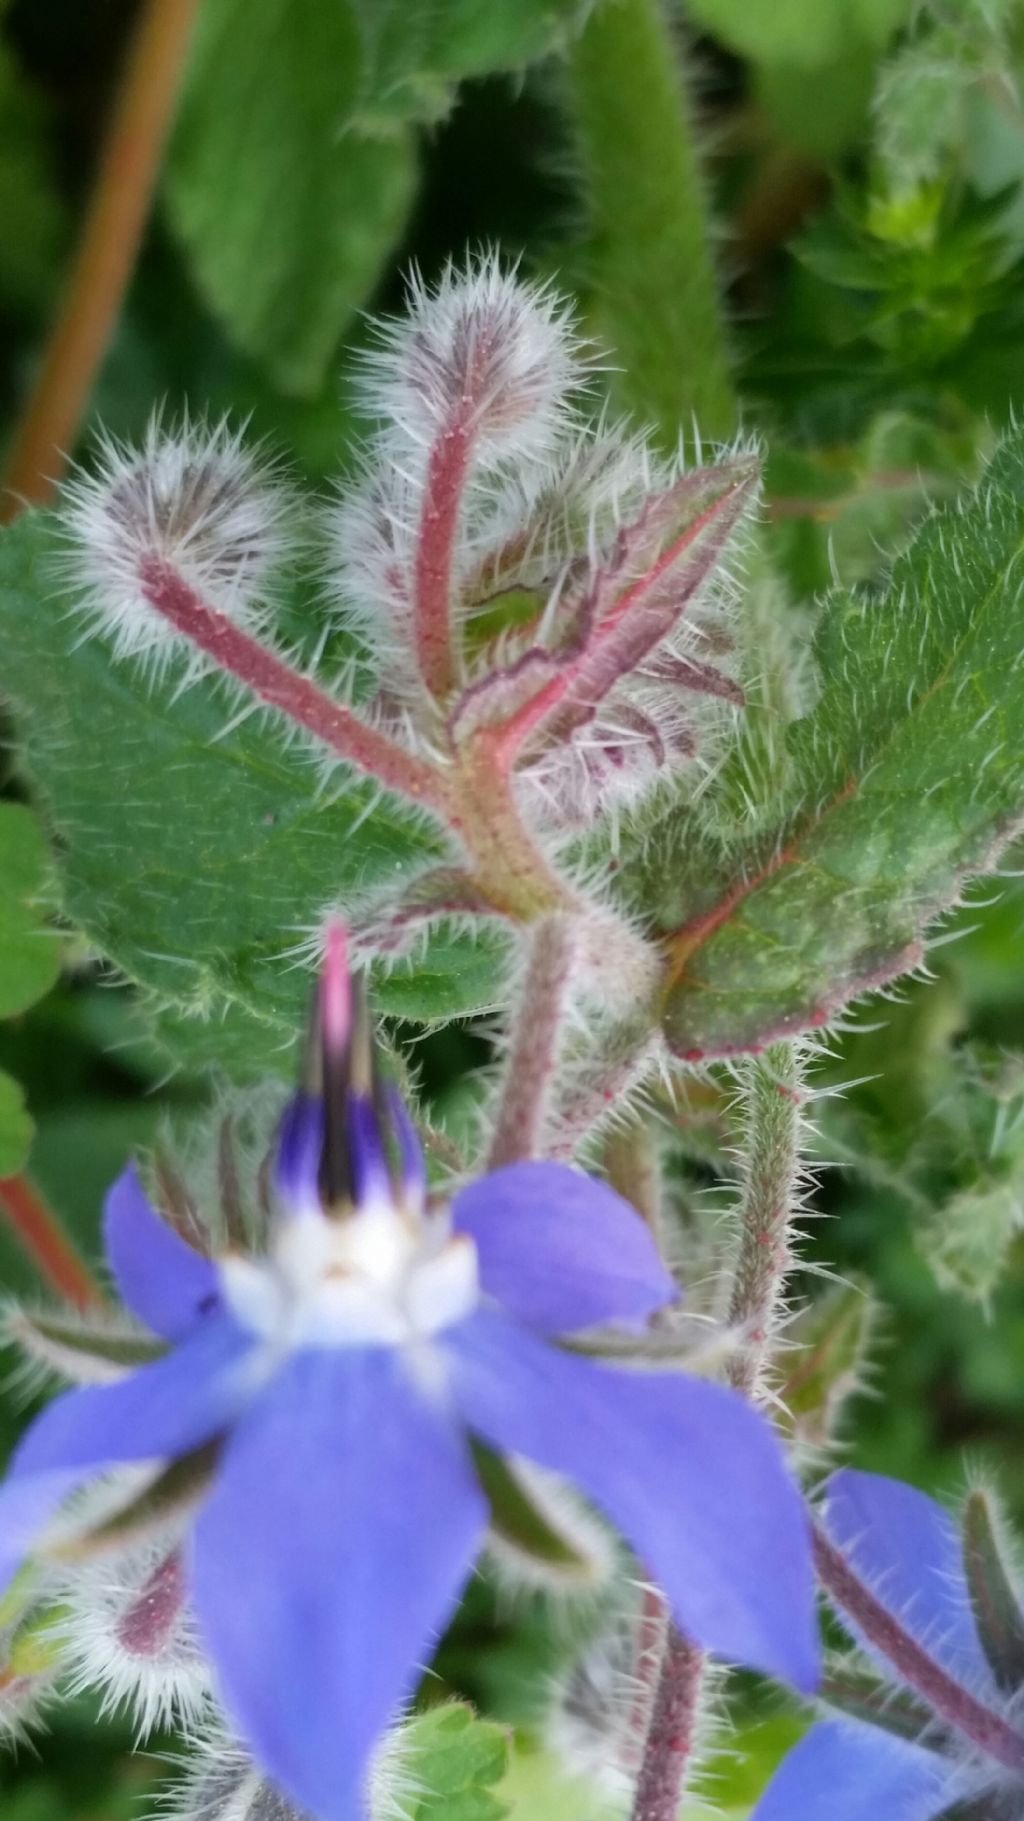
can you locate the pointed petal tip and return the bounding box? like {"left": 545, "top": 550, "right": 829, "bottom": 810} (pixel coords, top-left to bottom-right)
{"left": 320, "top": 920, "right": 352, "bottom": 1056}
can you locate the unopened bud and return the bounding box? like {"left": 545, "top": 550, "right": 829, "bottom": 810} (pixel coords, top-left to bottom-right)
{"left": 61, "top": 417, "right": 294, "bottom": 665}
{"left": 362, "top": 255, "right": 582, "bottom": 462}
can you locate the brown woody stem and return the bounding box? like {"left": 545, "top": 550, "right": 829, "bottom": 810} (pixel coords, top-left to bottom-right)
{"left": 0, "top": 1175, "right": 104, "bottom": 1310}
{"left": 1, "top": 0, "right": 199, "bottom": 518}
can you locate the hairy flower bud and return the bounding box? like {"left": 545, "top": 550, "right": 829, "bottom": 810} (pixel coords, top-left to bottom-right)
{"left": 62, "top": 416, "right": 294, "bottom": 666}
{"left": 362, "top": 254, "right": 582, "bottom": 463}
{"left": 58, "top": 1536, "right": 208, "bottom": 1733}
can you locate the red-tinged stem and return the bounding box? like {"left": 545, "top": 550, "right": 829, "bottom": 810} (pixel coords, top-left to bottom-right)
{"left": 488, "top": 916, "right": 576, "bottom": 1167}
{"left": 414, "top": 414, "right": 475, "bottom": 703}
{"left": 629, "top": 1625, "right": 706, "bottom": 1821}
{"left": 140, "top": 559, "right": 452, "bottom": 814}
{"left": 0, "top": 1175, "right": 103, "bottom": 1310}
{"left": 489, "top": 479, "right": 749, "bottom": 767}
{"left": 0, "top": 0, "right": 199, "bottom": 519}
{"left": 623, "top": 1588, "right": 670, "bottom": 1772}
{"left": 814, "top": 1526, "right": 1024, "bottom": 1773}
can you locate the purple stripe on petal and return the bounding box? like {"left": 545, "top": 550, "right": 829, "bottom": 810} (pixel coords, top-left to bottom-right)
{"left": 824, "top": 1471, "right": 993, "bottom": 1693}
{"left": 104, "top": 1165, "right": 221, "bottom": 1339}
{"left": 0, "top": 1314, "right": 255, "bottom": 1593}
{"left": 346, "top": 1095, "right": 392, "bottom": 1208}
{"left": 274, "top": 1094, "right": 325, "bottom": 1218}
{"left": 451, "top": 1162, "right": 677, "bottom": 1335}
{"left": 445, "top": 1310, "right": 819, "bottom": 1690}
{"left": 751, "top": 1720, "right": 953, "bottom": 1821}
{"left": 191, "top": 1347, "right": 486, "bottom": 1821}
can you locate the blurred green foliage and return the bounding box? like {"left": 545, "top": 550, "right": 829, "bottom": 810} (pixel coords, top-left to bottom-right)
{"left": 3, "top": 0, "right": 1024, "bottom": 1815}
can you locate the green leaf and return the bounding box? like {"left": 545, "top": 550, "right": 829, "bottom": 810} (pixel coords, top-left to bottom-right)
{"left": 0, "top": 513, "right": 502, "bottom": 1075}
{"left": 961, "top": 1489, "right": 1024, "bottom": 1694}
{"left": 351, "top": 0, "right": 586, "bottom": 129}
{"left": 0, "top": 1069, "right": 33, "bottom": 1177}
{"left": 0, "top": 803, "right": 61, "bottom": 1018}
{"left": 657, "top": 428, "right": 1024, "bottom": 1058}
{"left": 164, "top": 0, "right": 416, "bottom": 395}
{"left": 821, "top": 1664, "right": 937, "bottom": 1741}
{"left": 778, "top": 1284, "right": 875, "bottom": 1449}
{"left": 683, "top": 0, "right": 908, "bottom": 70}
{"left": 403, "top": 1704, "right": 510, "bottom": 1821}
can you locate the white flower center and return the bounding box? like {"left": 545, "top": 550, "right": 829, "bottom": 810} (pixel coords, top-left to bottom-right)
{"left": 218, "top": 1204, "right": 478, "bottom": 1351}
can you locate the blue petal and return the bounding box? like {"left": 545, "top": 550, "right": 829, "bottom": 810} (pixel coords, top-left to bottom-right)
{"left": 0, "top": 1314, "right": 254, "bottom": 1591}
{"left": 752, "top": 1720, "right": 954, "bottom": 1821}
{"left": 452, "top": 1163, "right": 677, "bottom": 1334}
{"left": 104, "top": 1165, "right": 221, "bottom": 1339}
{"left": 446, "top": 1310, "right": 819, "bottom": 1689}
{"left": 191, "top": 1346, "right": 486, "bottom": 1821}
{"left": 825, "top": 1470, "right": 992, "bottom": 1691}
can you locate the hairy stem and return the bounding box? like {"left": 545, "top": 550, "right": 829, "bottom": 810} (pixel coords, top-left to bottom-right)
{"left": 414, "top": 415, "right": 474, "bottom": 702}
{"left": 0, "top": 0, "right": 199, "bottom": 518}
{"left": 488, "top": 917, "right": 577, "bottom": 1166}
{"left": 814, "top": 1526, "right": 1024, "bottom": 1773}
{"left": 140, "top": 559, "right": 451, "bottom": 813}
{"left": 0, "top": 1175, "right": 104, "bottom": 1310}
{"left": 567, "top": 0, "right": 737, "bottom": 447}
{"left": 629, "top": 1624, "right": 706, "bottom": 1821}
{"left": 726, "top": 1042, "right": 805, "bottom": 1399}
{"left": 631, "top": 1045, "right": 804, "bottom": 1816}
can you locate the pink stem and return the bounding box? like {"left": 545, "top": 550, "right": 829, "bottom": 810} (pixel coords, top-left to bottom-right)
{"left": 488, "top": 916, "right": 576, "bottom": 1166}
{"left": 629, "top": 1625, "right": 705, "bottom": 1821}
{"left": 140, "top": 558, "right": 452, "bottom": 814}
{"left": 814, "top": 1526, "right": 1024, "bottom": 1772}
{"left": 490, "top": 489, "right": 736, "bottom": 766}
{"left": 413, "top": 414, "right": 474, "bottom": 702}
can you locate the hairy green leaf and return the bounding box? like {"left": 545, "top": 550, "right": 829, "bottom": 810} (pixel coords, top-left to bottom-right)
{"left": 684, "top": 0, "right": 908, "bottom": 69}
{"left": 403, "top": 1704, "right": 510, "bottom": 1821}
{"left": 961, "top": 1489, "right": 1024, "bottom": 1694}
{"left": 656, "top": 429, "right": 1024, "bottom": 1058}
{"left": 0, "top": 513, "right": 503, "bottom": 1074}
{"left": 352, "top": 0, "right": 585, "bottom": 129}
{"left": 0, "top": 1070, "right": 33, "bottom": 1177}
{"left": 0, "top": 803, "right": 60, "bottom": 1018}
{"left": 164, "top": 0, "right": 416, "bottom": 395}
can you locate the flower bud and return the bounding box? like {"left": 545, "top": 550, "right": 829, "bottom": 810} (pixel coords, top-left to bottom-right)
{"left": 58, "top": 1537, "right": 208, "bottom": 1733}
{"left": 61, "top": 417, "right": 294, "bottom": 665}
{"left": 361, "top": 255, "right": 582, "bottom": 463}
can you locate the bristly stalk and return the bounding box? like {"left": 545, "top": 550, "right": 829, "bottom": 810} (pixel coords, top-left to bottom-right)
{"left": 488, "top": 917, "right": 578, "bottom": 1167}
{"left": 629, "top": 1045, "right": 805, "bottom": 1820}
{"left": 813, "top": 1525, "right": 1024, "bottom": 1774}
{"left": 726, "top": 1042, "right": 807, "bottom": 1400}
{"left": 413, "top": 409, "right": 475, "bottom": 703}
{"left": 629, "top": 1625, "right": 706, "bottom": 1821}
{"left": 567, "top": 0, "right": 737, "bottom": 448}
{"left": 138, "top": 559, "right": 452, "bottom": 814}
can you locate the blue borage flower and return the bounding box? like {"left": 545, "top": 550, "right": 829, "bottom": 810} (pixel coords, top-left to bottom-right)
{"left": 754, "top": 1469, "right": 1024, "bottom": 1821}
{"left": 0, "top": 927, "right": 818, "bottom": 1821}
